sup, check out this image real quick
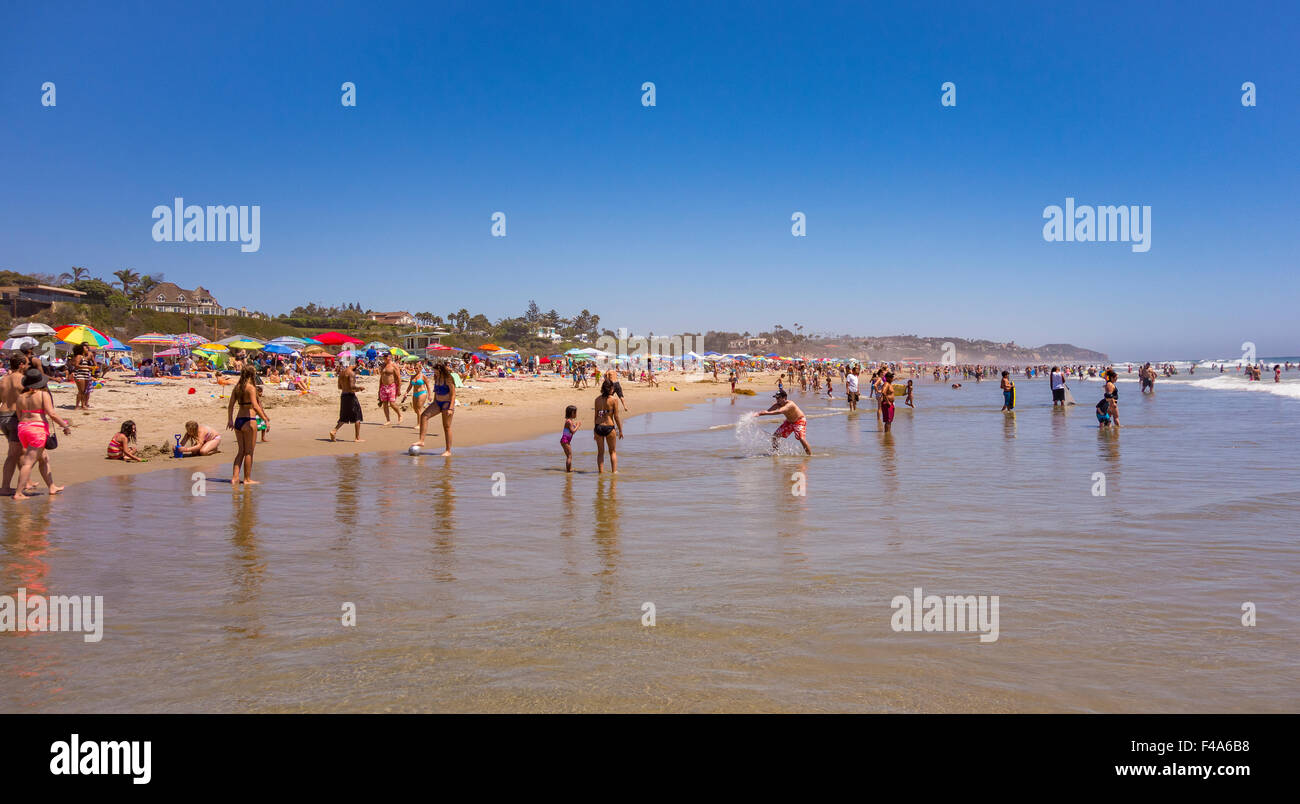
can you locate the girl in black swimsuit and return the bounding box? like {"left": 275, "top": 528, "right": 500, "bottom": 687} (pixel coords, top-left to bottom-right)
{"left": 226, "top": 366, "right": 268, "bottom": 484}
{"left": 593, "top": 378, "right": 623, "bottom": 474}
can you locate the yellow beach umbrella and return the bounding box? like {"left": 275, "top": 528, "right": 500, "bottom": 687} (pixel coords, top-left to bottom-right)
{"left": 225, "top": 339, "right": 265, "bottom": 351}
{"left": 196, "top": 343, "right": 229, "bottom": 352}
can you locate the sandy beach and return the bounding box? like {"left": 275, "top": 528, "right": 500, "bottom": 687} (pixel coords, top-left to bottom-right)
{"left": 36, "top": 369, "right": 742, "bottom": 487}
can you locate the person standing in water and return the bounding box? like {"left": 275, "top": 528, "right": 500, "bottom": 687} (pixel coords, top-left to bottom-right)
{"left": 879, "top": 373, "right": 897, "bottom": 433}
{"left": 560, "top": 404, "right": 581, "bottom": 472}
{"left": 845, "top": 367, "right": 860, "bottom": 411}
{"left": 413, "top": 361, "right": 455, "bottom": 456}
{"left": 1000, "top": 371, "right": 1015, "bottom": 411}
{"left": 1103, "top": 369, "right": 1121, "bottom": 428}
{"left": 1050, "top": 365, "right": 1067, "bottom": 407}
{"left": 757, "top": 389, "right": 812, "bottom": 454}
{"left": 1, "top": 353, "right": 30, "bottom": 496}
{"left": 329, "top": 362, "right": 365, "bottom": 442}
{"left": 593, "top": 378, "right": 623, "bottom": 473}
{"left": 11, "top": 368, "right": 71, "bottom": 499}
{"left": 227, "top": 366, "right": 268, "bottom": 485}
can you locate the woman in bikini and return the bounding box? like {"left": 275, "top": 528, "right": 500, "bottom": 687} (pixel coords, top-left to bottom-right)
{"left": 226, "top": 366, "right": 269, "bottom": 485}
{"left": 12, "top": 368, "right": 70, "bottom": 499}
{"left": 413, "top": 361, "right": 455, "bottom": 456}
{"left": 402, "top": 362, "right": 429, "bottom": 419}
{"left": 69, "top": 343, "right": 94, "bottom": 410}
{"left": 593, "top": 378, "right": 623, "bottom": 474}
{"left": 1102, "top": 369, "right": 1120, "bottom": 428}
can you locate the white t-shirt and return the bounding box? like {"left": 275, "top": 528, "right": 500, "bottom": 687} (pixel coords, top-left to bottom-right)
{"left": 1050, "top": 371, "right": 1065, "bottom": 390}
{"left": 846, "top": 374, "right": 859, "bottom": 393}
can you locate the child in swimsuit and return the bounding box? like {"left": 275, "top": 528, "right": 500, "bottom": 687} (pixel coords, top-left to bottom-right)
{"left": 560, "top": 405, "right": 580, "bottom": 472}
{"left": 178, "top": 420, "right": 222, "bottom": 456}
{"left": 107, "top": 420, "right": 144, "bottom": 461}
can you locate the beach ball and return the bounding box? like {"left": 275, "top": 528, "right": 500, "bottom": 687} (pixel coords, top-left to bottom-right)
{"left": 408, "top": 445, "right": 421, "bottom": 456}
{"left": 188, "top": 388, "right": 196, "bottom": 394}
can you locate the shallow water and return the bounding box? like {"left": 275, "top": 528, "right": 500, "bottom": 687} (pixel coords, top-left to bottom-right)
{"left": 2, "top": 377, "right": 1297, "bottom": 712}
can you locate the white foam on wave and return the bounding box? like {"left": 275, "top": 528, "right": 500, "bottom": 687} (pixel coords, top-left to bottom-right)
{"left": 1176, "top": 375, "right": 1300, "bottom": 400}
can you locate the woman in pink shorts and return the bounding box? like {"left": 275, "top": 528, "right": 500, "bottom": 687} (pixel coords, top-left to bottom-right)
{"left": 12, "top": 368, "right": 71, "bottom": 499}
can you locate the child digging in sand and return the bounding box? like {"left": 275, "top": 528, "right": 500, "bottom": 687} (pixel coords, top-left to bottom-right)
{"left": 756, "top": 389, "right": 811, "bottom": 455}
{"left": 107, "top": 420, "right": 145, "bottom": 461}
{"left": 560, "top": 405, "right": 581, "bottom": 472}
{"left": 177, "top": 420, "right": 222, "bottom": 457}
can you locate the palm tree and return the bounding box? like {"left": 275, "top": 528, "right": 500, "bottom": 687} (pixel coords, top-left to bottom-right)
{"left": 133, "top": 275, "right": 162, "bottom": 303}
{"left": 67, "top": 266, "right": 89, "bottom": 283}
{"left": 113, "top": 269, "right": 140, "bottom": 295}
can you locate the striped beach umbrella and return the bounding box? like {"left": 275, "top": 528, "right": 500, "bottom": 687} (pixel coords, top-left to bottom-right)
{"left": 128, "top": 332, "right": 177, "bottom": 347}
{"left": 172, "top": 333, "right": 206, "bottom": 347}
{"left": 56, "top": 324, "right": 112, "bottom": 347}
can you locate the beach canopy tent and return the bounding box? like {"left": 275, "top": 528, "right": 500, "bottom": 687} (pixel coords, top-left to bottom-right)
{"left": 313, "top": 331, "right": 363, "bottom": 346}
{"left": 539, "top": 356, "right": 552, "bottom": 363}
{"left": 55, "top": 324, "right": 112, "bottom": 347}
{"left": 8, "top": 322, "right": 55, "bottom": 338}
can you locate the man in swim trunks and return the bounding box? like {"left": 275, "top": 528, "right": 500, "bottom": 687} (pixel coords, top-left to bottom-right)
{"left": 329, "top": 363, "right": 365, "bottom": 442}
{"left": 879, "top": 373, "right": 897, "bottom": 433}
{"left": 756, "top": 389, "right": 811, "bottom": 454}
{"left": 845, "top": 367, "right": 860, "bottom": 411}
{"left": 0, "top": 353, "right": 30, "bottom": 495}
{"left": 377, "top": 353, "right": 403, "bottom": 425}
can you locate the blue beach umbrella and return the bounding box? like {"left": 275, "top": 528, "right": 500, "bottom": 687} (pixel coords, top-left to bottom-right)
{"left": 263, "top": 343, "right": 295, "bottom": 355}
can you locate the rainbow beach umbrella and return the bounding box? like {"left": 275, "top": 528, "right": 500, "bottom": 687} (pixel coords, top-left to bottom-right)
{"left": 128, "top": 332, "right": 177, "bottom": 347}
{"left": 56, "top": 324, "right": 112, "bottom": 347}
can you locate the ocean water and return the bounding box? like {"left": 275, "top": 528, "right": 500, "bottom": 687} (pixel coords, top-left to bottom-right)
{"left": 2, "top": 376, "right": 1297, "bottom": 712}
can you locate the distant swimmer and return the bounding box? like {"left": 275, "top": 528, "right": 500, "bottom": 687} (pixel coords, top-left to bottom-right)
{"left": 757, "top": 389, "right": 811, "bottom": 454}
{"left": 951, "top": 383, "right": 962, "bottom": 389}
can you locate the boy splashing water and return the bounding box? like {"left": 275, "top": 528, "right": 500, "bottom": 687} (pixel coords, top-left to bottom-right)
{"left": 756, "top": 389, "right": 811, "bottom": 455}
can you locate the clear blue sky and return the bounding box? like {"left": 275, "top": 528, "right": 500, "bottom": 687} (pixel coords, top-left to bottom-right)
{"left": 3, "top": 1, "right": 1296, "bottom": 358}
